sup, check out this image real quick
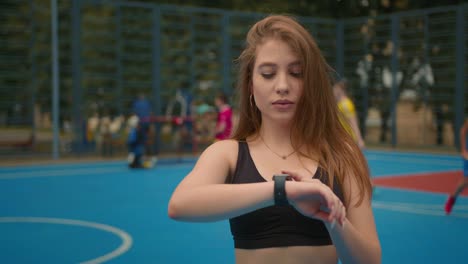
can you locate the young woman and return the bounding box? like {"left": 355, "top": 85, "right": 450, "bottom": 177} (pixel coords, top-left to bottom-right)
{"left": 168, "top": 15, "right": 381, "bottom": 264}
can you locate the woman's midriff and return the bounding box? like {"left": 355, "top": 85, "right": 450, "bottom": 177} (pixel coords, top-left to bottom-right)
{"left": 235, "top": 245, "right": 338, "bottom": 264}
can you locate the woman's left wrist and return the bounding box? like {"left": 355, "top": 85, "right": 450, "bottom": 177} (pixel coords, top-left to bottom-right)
{"left": 325, "top": 217, "right": 346, "bottom": 231}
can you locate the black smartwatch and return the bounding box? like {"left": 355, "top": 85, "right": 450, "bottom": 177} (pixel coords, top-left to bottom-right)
{"left": 272, "top": 174, "right": 290, "bottom": 206}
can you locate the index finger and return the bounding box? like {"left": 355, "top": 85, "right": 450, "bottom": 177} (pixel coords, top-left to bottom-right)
{"left": 281, "top": 170, "right": 301, "bottom": 181}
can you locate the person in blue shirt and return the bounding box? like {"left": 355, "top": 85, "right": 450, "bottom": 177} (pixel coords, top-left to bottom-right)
{"left": 132, "top": 93, "right": 152, "bottom": 122}
{"left": 131, "top": 93, "right": 158, "bottom": 167}
{"left": 127, "top": 115, "right": 147, "bottom": 169}
{"left": 131, "top": 92, "right": 152, "bottom": 145}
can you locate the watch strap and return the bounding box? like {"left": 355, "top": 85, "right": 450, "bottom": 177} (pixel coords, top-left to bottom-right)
{"left": 273, "top": 175, "right": 289, "bottom": 206}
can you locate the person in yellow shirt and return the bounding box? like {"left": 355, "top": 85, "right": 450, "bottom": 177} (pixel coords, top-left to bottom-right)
{"left": 333, "top": 79, "right": 365, "bottom": 149}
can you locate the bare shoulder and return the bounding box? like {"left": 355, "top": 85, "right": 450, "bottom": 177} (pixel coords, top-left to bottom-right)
{"left": 173, "top": 140, "right": 240, "bottom": 187}
{"left": 198, "top": 139, "right": 239, "bottom": 168}
{"left": 204, "top": 139, "right": 238, "bottom": 155}
{"left": 210, "top": 139, "right": 238, "bottom": 150}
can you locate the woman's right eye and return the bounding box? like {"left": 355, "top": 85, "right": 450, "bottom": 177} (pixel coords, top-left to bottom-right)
{"left": 261, "top": 73, "right": 275, "bottom": 79}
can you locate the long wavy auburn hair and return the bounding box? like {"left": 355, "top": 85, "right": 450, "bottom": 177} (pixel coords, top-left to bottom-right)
{"left": 231, "top": 14, "right": 372, "bottom": 207}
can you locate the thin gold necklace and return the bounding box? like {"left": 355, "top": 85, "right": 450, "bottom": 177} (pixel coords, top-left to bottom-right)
{"left": 260, "top": 135, "right": 296, "bottom": 160}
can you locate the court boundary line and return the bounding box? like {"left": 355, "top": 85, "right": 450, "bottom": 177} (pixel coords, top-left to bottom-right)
{"left": 0, "top": 216, "right": 132, "bottom": 264}
{"left": 374, "top": 201, "right": 468, "bottom": 210}
{"left": 0, "top": 163, "right": 194, "bottom": 180}
{"left": 366, "top": 155, "right": 460, "bottom": 166}
{"left": 0, "top": 167, "right": 127, "bottom": 180}
{"left": 372, "top": 201, "right": 468, "bottom": 218}
{"left": 373, "top": 169, "right": 461, "bottom": 178}
{"left": 366, "top": 150, "right": 459, "bottom": 158}
{"left": 372, "top": 185, "right": 457, "bottom": 196}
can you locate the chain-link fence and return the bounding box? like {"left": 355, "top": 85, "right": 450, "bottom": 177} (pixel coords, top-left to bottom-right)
{"left": 0, "top": 0, "right": 466, "bottom": 159}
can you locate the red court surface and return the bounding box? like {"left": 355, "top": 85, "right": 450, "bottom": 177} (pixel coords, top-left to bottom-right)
{"left": 373, "top": 170, "right": 468, "bottom": 196}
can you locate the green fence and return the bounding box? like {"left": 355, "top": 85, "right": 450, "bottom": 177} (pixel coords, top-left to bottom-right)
{"left": 0, "top": 0, "right": 466, "bottom": 158}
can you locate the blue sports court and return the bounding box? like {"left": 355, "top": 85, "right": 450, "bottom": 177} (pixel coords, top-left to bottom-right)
{"left": 1, "top": 150, "right": 467, "bottom": 264}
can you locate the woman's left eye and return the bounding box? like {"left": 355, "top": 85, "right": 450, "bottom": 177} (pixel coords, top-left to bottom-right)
{"left": 290, "top": 71, "right": 303, "bottom": 78}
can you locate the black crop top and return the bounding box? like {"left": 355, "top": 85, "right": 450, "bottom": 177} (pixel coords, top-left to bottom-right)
{"left": 228, "top": 141, "right": 344, "bottom": 249}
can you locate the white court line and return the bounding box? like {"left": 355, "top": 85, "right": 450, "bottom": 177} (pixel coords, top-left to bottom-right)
{"left": 375, "top": 201, "right": 468, "bottom": 210}
{"left": 0, "top": 164, "right": 194, "bottom": 180}
{"left": 373, "top": 169, "right": 460, "bottom": 178}
{"left": 366, "top": 150, "right": 459, "bottom": 159}
{"left": 372, "top": 201, "right": 468, "bottom": 218}
{"left": 365, "top": 155, "right": 460, "bottom": 166}
{"left": 0, "top": 217, "right": 132, "bottom": 264}
{"left": 0, "top": 167, "right": 125, "bottom": 180}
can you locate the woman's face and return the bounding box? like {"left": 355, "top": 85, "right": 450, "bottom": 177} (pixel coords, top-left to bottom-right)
{"left": 251, "top": 38, "right": 303, "bottom": 124}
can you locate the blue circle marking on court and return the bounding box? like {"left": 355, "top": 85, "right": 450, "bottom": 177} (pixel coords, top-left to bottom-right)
{"left": 0, "top": 217, "right": 132, "bottom": 263}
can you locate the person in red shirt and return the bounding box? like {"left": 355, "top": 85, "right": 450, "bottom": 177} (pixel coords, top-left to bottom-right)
{"left": 214, "top": 93, "right": 233, "bottom": 141}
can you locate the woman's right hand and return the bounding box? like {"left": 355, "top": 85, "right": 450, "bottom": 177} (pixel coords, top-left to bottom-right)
{"left": 284, "top": 171, "right": 346, "bottom": 227}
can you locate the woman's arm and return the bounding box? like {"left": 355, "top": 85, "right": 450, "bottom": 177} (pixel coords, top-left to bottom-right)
{"left": 168, "top": 140, "right": 275, "bottom": 222}
{"left": 284, "top": 168, "right": 380, "bottom": 264}
{"left": 326, "top": 174, "right": 381, "bottom": 264}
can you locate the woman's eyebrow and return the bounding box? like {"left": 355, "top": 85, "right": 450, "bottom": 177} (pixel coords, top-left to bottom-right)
{"left": 288, "top": 61, "right": 301, "bottom": 67}
{"left": 257, "top": 61, "right": 301, "bottom": 69}
{"left": 258, "top": 62, "right": 277, "bottom": 69}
